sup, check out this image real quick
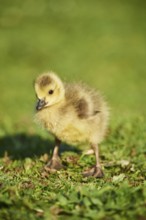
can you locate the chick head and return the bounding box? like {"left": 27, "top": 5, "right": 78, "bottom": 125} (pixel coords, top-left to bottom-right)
{"left": 34, "top": 72, "right": 65, "bottom": 110}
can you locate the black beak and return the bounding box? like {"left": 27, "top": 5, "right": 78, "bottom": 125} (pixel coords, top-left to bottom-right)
{"left": 36, "top": 99, "right": 46, "bottom": 111}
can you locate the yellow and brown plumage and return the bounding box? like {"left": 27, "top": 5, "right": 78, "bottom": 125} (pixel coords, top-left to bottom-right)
{"left": 34, "top": 71, "right": 109, "bottom": 177}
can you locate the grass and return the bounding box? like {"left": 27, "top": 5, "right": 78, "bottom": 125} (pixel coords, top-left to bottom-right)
{"left": 0, "top": 0, "right": 146, "bottom": 219}
{"left": 0, "top": 118, "right": 146, "bottom": 220}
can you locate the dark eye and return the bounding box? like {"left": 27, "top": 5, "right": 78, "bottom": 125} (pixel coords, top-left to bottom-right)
{"left": 48, "top": 90, "right": 54, "bottom": 95}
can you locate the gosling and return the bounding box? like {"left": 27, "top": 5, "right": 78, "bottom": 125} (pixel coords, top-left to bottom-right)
{"left": 34, "top": 71, "right": 109, "bottom": 177}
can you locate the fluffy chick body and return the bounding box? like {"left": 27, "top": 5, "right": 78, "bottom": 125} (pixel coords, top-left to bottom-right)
{"left": 35, "top": 75, "right": 109, "bottom": 146}
{"left": 34, "top": 72, "right": 109, "bottom": 177}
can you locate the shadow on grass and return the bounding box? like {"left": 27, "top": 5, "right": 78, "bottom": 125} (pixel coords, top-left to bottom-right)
{"left": 0, "top": 133, "right": 80, "bottom": 159}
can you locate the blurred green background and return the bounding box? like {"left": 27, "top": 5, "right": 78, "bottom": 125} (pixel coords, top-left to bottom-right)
{"left": 0, "top": 0, "right": 146, "bottom": 129}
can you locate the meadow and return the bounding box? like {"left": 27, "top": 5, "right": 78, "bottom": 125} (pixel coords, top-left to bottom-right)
{"left": 0, "top": 0, "right": 146, "bottom": 219}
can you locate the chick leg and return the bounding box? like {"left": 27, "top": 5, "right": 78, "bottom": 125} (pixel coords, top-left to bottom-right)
{"left": 93, "top": 144, "right": 104, "bottom": 177}
{"left": 46, "top": 138, "right": 64, "bottom": 170}
{"left": 83, "top": 144, "right": 104, "bottom": 178}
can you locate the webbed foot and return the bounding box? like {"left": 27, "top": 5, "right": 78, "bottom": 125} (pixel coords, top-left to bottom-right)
{"left": 46, "top": 156, "right": 64, "bottom": 171}
{"left": 83, "top": 166, "right": 104, "bottom": 178}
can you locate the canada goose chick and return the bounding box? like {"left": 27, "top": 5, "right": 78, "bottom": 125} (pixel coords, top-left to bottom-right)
{"left": 34, "top": 71, "right": 109, "bottom": 177}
